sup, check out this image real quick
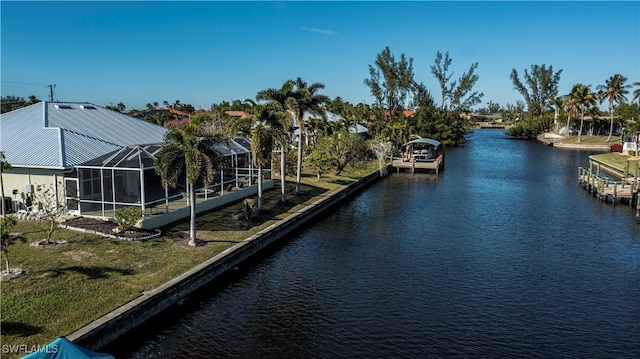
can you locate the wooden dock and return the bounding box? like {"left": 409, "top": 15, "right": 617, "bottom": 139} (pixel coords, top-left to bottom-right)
{"left": 391, "top": 155, "right": 444, "bottom": 174}
{"left": 578, "top": 166, "right": 639, "bottom": 206}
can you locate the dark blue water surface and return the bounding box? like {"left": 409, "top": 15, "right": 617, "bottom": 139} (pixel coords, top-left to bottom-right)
{"left": 113, "top": 130, "right": 640, "bottom": 358}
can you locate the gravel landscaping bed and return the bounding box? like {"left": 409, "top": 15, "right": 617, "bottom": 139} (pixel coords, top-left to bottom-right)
{"left": 61, "top": 217, "right": 161, "bottom": 241}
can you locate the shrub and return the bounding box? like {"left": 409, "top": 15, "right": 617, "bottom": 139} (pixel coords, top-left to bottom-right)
{"left": 114, "top": 207, "right": 143, "bottom": 230}
{"left": 629, "top": 150, "right": 636, "bottom": 157}
{"left": 242, "top": 198, "right": 257, "bottom": 221}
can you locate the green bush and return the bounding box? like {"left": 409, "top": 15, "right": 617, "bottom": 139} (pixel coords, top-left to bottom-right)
{"left": 629, "top": 150, "right": 636, "bottom": 156}
{"left": 114, "top": 207, "right": 143, "bottom": 230}
{"left": 242, "top": 198, "right": 257, "bottom": 221}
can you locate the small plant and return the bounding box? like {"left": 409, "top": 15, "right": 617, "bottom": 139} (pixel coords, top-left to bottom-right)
{"left": 34, "top": 183, "right": 66, "bottom": 245}
{"left": 629, "top": 150, "right": 637, "bottom": 157}
{"left": 1, "top": 215, "right": 25, "bottom": 274}
{"left": 114, "top": 207, "right": 143, "bottom": 231}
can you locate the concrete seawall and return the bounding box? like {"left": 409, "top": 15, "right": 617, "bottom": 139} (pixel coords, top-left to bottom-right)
{"left": 67, "top": 169, "right": 387, "bottom": 351}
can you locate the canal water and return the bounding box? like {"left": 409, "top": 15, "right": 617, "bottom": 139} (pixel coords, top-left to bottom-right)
{"left": 110, "top": 130, "right": 640, "bottom": 358}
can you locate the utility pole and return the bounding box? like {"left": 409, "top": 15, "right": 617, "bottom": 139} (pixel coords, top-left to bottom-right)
{"left": 47, "top": 84, "right": 56, "bottom": 102}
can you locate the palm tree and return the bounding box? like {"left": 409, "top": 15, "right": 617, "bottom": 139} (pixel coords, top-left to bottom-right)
{"left": 569, "top": 84, "right": 598, "bottom": 143}
{"left": 552, "top": 96, "right": 564, "bottom": 133}
{"left": 251, "top": 123, "right": 274, "bottom": 210}
{"left": 239, "top": 99, "right": 276, "bottom": 210}
{"left": 154, "top": 115, "right": 229, "bottom": 246}
{"left": 597, "top": 74, "right": 630, "bottom": 142}
{"left": 633, "top": 81, "right": 640, "bottom": 104}
{"left": 288, "top": 78, "right": 329, "bottom": 195}
{"left": 257, "top": 81, "right": 296, "bottom": 203}
{"left": 562, "top": 95, "right": 578, "bottom": 139}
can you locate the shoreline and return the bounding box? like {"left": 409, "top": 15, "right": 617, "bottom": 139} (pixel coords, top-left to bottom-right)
{"left": 66, "top": 168, "right": 388, "bottom": 351}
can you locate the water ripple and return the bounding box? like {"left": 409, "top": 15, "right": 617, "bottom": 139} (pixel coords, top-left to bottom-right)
{"left": 113, "top": 130, "right": 640, "bottom": 358}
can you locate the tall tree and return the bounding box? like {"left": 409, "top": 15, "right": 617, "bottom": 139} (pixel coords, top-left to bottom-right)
{"left": 431, "top": 51, "right": 484, "bottom": 111}
{"left": 239, "top": 99, "right": 275, "bottom": 210}
{"left": 551, "top": 96, "right": 564, "bottom": 133}
{"left": 597, "top": 74, "right": 630, "bottom": 142}
{"left": 568, "top": 84, "right": 598, "bottom": 142}
{"left": 364, "top": 47, "right": 416, "bottom": 119}
{"left": 510, "top": 64, "right": 563, "bottom": 118}
{"left": 154, "top": 115, "right": 229, "bottom": 246}
{"left": 288, "top": 78, "right": 329, "bottom": 195}
{"left": 562, "top": 94, "right": 578, "bottom": 139}
{"left": 250, "top": 123, "right": 274, "bottom": 210}
{"left": 257, "top": 81, "right": 296, "bottom": 203}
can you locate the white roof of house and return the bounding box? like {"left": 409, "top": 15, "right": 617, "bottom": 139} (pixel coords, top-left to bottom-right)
{"left": 293, "top": 110, "right": 368, "bottom": 135}
{"left": 0, "top": 101, "right": 168, "bottom": 169}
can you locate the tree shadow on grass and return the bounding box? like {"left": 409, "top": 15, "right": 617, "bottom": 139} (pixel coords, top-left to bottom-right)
{"left": 2, "top": 321, "right": 44, "bottom": 337}
{"left": 44, "top": 266, "right": 135, "bottom": 280}
{"left": 160, "top": 183, "right": 332, "bottom": 235}
{"left": 326, "top": 179, "right": 354, "bottom": 186}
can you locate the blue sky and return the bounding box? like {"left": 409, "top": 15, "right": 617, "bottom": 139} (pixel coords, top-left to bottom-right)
{"left": 2, "top": 1, "right": 639, "bottom": 111}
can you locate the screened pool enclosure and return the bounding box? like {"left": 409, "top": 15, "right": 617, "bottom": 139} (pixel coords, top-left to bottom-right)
{"left": 74, "top": 138, "right": 271, "bottom": 219}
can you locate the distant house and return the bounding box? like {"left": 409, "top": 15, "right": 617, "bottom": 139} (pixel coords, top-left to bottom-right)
{"left": 224, "top": 110, "right": 257, "bottom": 121}
{"left": 0, "top": 102, "right": 270, "bottom": 228}
{"left": 293, "top": 110, "right": 368, "bottom": 142}
{"left": 470, "top": 113, "right": 503, "bottom": 123}
{"left": 131, "top": 107, "right": 191, "bottom": 125}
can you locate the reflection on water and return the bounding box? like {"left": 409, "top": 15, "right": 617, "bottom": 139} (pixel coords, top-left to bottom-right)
{"left": 110, "top": 130, "right": 640, "bottom": 358}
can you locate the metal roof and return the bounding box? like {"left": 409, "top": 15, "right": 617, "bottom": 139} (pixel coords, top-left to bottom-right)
{"left": 296, "top": 110, "right": 368, "bottom": 135}
{"left": 0, "top": 102, "right": 168, "bottom": 169}
{"left": 77, "top": 139, "right": 250, "bottom": 170}
{"left": 77, "top": 144, "right": 163, "bottom": 169}
{"left": 404, "top": 138, "right": 442, "bottom": 147}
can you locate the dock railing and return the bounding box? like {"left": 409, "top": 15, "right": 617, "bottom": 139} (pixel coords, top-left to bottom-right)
{"left": 578, "top": 166, "right": 639, "bottom": 205}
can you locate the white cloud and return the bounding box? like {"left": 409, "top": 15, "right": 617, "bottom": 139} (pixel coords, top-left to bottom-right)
{"left": 303, "top": 27, "right": 337, "bottom": 36}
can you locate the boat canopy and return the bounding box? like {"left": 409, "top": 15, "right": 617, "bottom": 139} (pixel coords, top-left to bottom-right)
{"left": 403, "top": 138, "right": 442, "bottom": 147}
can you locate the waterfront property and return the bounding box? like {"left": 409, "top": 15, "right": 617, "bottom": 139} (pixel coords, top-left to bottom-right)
{"left": 391, "top": 138, "right": 444, "bottom": 174}
{"left": 0, "top": 102, "right": 272, "bottom": 228}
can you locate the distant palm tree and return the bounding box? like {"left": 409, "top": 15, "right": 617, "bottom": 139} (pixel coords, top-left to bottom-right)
{"left": 552, "top": 96, "right": 564, "bottom": 133}
{"left": 597, "top": 74, "right": 630, "bottom": 142}
{"left": 288, "top": 78, "right": 329, "bottom": 195}
{"left": 562, "top": 95, "right": 578, "bottom": 139}
{"left": 633, "top": 81, "right": 640, "bottom": 104}
{"left": 154, "top": 115, "right": 229, "bottom": 246}
{"left": 569, "top": 84, "right": 598, "bottom": 143}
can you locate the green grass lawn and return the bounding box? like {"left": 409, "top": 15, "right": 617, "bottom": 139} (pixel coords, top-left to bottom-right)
{"left": 590, "top": 152, "right": 636, "bottom": 169}
{"left": 0, "top": 162, "right": 378, "bottom": 357}
{"left": 557, "top": 135, "right": 621, "bottom": 145}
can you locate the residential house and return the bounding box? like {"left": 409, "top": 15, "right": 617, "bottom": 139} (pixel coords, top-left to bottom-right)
{"left": 0, "top": 102, "right": 271, "bottom": 229}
